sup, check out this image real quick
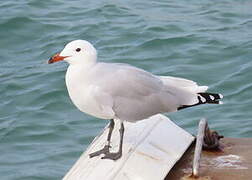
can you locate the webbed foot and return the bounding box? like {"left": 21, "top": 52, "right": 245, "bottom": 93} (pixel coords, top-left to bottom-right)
{"left": 89, "top": 145, "right": 110, "bottom": 158}
{"left": 101, "top": 151, "right": 122, "bottom": 161}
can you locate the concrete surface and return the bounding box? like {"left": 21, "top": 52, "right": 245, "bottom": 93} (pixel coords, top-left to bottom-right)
{"left": 166, "top": 138, "right": 252, "bottom": 180}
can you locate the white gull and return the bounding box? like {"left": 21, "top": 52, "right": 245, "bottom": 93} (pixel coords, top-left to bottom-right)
{"left": 48, "top": 40, "right": 223, "bottom": 160}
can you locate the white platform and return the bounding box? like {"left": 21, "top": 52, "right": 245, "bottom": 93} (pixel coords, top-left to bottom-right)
{"left": 63, "top": 114, "right": 195, "bottom": 180}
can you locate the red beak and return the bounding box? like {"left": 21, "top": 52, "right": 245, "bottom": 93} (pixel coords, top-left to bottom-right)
{"left": 48, "top": 53, "right": 68, "bottom": 64}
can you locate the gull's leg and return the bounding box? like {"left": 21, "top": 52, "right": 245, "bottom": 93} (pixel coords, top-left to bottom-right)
{"left": 89, "top": 119, "right": 115, "bottom": 158}
{"left": 102, "top": 121, "right": 124, "bottom": 160}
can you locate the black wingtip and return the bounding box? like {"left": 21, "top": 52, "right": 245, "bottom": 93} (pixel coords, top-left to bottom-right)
{"left": 178, "top": 92, "right": 223, "bottom": 111}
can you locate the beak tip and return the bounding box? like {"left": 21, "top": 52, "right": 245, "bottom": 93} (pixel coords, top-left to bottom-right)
{"left": 47, "top": 53, "right": 65, "bottom": 64}
{"left": 47, "top": 59, "right": 53, "bottom": 64}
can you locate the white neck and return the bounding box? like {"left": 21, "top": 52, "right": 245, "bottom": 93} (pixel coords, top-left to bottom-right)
{"left": 65, "top": 63, "right": 93, "bottom": 109}
{"left": 66, "top": 62, "right": 94, "bottom": 84}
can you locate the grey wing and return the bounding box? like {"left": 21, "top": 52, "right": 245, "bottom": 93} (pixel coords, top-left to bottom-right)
{"left": 90, "top": 63, "right": 180, "bottom": 121}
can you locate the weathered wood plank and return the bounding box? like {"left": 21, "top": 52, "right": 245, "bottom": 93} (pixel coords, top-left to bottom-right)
{"left": 63, "top": 114, "right": 195, "bottom": 180}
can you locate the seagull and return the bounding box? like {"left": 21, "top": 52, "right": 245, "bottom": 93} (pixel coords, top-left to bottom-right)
{"left": 48, "top": 40, "right": 223, "bottom": 160}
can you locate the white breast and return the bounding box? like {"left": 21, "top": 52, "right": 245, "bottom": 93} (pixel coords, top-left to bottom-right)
{"left": 65, "top": 65, "right": 112, "bottom": 119}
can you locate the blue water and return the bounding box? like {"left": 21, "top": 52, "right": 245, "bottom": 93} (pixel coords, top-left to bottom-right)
{"left": 1, "top": 0, "right": 252, "bottom": 179}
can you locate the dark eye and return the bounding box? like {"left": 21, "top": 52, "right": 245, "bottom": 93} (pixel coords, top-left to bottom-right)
{"left": 76, "top": 48, "right": 81, "bottom": 52}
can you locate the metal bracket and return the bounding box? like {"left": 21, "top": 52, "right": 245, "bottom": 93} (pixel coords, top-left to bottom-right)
{"left": 192, "top": 118, "right": 207, "bottom": 177}
{"left": 192, "top": 118, "right": 224, "bottom": 177}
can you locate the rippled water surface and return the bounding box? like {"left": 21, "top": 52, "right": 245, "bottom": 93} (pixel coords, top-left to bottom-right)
{"left": 1, "top": 0, "right": 252, "bottom": 179}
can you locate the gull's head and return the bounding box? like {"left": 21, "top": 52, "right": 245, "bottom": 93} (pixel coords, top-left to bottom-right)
{"left": 48, "top": 40, "right": 97, "bottom": 66}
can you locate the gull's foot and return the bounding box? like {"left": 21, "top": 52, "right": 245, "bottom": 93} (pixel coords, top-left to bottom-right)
{"left": 101, "top": 151, "right": 122, "bottom": 161}
{"left": 89, "top": 145, "right": 110, "bottom": 158}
